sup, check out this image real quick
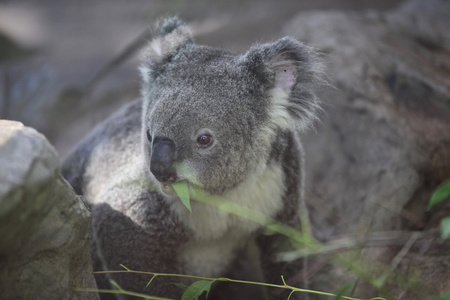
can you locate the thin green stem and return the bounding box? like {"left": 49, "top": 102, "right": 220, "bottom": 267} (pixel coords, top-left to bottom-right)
{"left": 287, "top": 289, "right": 296, "bottom": 300}
{"left": 93, "top": 267, "right": 382, "bottom": 300}
{"left": 146, "top": 274, "right": 157, "bottom": 288}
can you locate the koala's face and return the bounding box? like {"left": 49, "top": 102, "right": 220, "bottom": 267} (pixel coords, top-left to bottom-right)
{"left": 143, "top": 47, "right": 270, "bottom": 195}
{"left": 140, "top": 18, "right": 320, "bottom": 196}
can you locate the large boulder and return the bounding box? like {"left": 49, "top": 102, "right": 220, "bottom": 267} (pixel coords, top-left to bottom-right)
{"left": 283, "top": 0, "right": 450, "bottom": 299}
{"left": 0, "top": 120, "right": 98, "bottom": 299}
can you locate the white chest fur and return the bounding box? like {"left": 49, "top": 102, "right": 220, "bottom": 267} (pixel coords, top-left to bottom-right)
{"left": 169, "top": 163, "right": 286, "bottom": 276}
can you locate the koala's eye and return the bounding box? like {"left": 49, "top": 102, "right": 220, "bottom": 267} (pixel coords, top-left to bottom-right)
{"left": 196, "top": 134, "right": 213, "bottom": 148}
{"left": 146, "top": 129, "right": 152, "bottom": 142}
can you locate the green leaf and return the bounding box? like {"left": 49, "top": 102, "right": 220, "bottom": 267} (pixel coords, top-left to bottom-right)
{"left": 181, "top": 280, "right": 213, "bottom": 300}
{"left": 441, "top": 217, "right": 450, "bottom": 240}
{"left": 428, "top": 180, "right": 450, "bottom": 210}
{"left": 333, "top": 282, "right": 354, "bottom": 300}
{"left": 433, "top": 291, "right": 450, "bottom": 300}
{"left": 172, "top": 181, "right": 191, "bottom": 212}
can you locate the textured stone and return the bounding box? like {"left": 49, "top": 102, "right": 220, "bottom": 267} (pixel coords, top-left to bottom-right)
{"left": 283, "top": 0, "right": 450, "bottom": 299}
{"left": 0, "top": 120, "right": 98, "bottom": 299}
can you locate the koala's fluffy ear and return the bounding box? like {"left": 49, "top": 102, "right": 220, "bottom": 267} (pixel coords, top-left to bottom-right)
{"left": 139, "top": 17, "right": 193, "bottom": 83}
{"left": 242, "top": 37, "right": 323, "bottom": 131}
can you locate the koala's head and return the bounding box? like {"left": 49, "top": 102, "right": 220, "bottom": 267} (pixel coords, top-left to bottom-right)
{"left": 139, "top": 17, "right": 322, "bottom": 196}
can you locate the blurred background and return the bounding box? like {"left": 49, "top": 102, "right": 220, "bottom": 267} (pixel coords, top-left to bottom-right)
{"left": 0, "top": 0, "right": 405, "bottom": 158}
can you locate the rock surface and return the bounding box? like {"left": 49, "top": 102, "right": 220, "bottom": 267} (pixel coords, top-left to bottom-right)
{"left": 1, "top": 0, "right": 448, "bottom": 299}
{"left": 0, "top": 120, "right": 98, "bottom": 299}
{"left": 283, "top": 0, "right": 450, "bottom": 298}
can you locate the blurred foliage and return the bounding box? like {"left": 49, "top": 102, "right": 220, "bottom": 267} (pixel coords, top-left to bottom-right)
{"left": 428, "top": 179, "right": 450, "bottom": 239}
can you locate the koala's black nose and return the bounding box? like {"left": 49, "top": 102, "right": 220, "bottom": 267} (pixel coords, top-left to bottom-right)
{"left": 150, "top": 138, "right": 177, "bottom": 183}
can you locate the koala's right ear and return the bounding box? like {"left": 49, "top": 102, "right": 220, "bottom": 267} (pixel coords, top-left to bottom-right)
{"left": 139, "top": 17, "right": 193, "bottom": 83}
{"left": 241, "top": 37, "right": 323, "bottom": 132}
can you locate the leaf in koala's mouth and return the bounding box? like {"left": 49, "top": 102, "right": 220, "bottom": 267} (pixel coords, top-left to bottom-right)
{"left": 172, "top": 181, "right": 191, "bottom": 212}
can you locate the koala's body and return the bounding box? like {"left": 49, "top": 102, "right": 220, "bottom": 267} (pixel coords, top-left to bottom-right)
{"left": 62, "top": 17, "right": 322, "bottom": 300}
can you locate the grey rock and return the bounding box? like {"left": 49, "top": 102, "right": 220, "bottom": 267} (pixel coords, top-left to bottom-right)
{"left": 0, "top": 120, "right": 98, "bottom": 300}
{"left": 283, "top": 0, "right": 450, "bottom": 299}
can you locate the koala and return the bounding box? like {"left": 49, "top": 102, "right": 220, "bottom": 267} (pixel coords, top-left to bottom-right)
{"left": 62, "top": 17, "right": 322, "bottom": 300}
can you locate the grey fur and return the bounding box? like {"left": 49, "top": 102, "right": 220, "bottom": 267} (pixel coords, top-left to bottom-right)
{"left": 62, "top": 17, "right": 322, "bottom": 300}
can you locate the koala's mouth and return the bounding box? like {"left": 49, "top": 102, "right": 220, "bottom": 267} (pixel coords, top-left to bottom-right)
{"left": 160, "top": 181, "right": 194, "bottom": 197}
{"left": 160, "top": 183, "right": 177, "bottom": 196}
{"left": 160, "top": 180, "right": 202, "bottom": 201}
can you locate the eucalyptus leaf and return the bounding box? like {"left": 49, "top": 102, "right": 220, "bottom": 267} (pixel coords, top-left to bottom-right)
{"left": 172, "top": 181, "right": 191, "bottom": 212}
{"left": 428, "top": 180, "right": 450, "bottom": 210}
{"left": 181, "top": 280, "right": 213, "bottom": 300}
{"left": 441, "top": 217, "right": 450, "bottom": 240}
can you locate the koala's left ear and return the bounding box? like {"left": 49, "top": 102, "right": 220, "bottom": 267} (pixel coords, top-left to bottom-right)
{"left": 242, "top": 37, "right": 323, "bottom": 131}
{"left": 139, "top": 17, "right": 193, "bottom": 83}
